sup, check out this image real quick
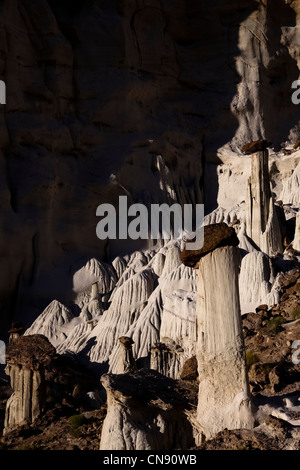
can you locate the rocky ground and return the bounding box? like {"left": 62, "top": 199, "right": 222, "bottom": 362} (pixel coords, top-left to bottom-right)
{"left": 0, "top": 381, "right": 107, "bottom": 450}
{"left": 0, "top": 268, "right": 299, "bottom": 451}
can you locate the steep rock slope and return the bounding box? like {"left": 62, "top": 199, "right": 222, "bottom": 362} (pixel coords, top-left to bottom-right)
{"left": 0, "top": 0, "right": 300, "bottom": 329}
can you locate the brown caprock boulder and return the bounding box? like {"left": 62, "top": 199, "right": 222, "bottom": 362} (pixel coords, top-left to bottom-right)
{"left": 180, "top": 222, "right": 239, "bottom": 268}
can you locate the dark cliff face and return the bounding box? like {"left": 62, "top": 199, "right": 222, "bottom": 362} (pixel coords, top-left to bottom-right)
{"left": 0, "top": 0, "right": 299, "bottom": 329}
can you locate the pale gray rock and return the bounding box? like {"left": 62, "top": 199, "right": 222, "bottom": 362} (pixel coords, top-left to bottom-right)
{"left": 293, "top": 211, "right": 300, "bottom": 251}
{"left": 239, "top": 251, "right": 276, "bottom": 314}
{"left": 24, "top": 300, "right": 74, "bottom": 347}
{"left": 196, "top": 245, "right": 255, "bottom": 442}
{"left": 73, "top": 259, "right": 117, "bottom": 296}
{"left": 150, "top": 342, "right": 185, "bottom": 380}
{"left": 4, "top": 366, "right": 44, "bottom": 434}
{"left": 73, "top": 268, "right": 157, "bottom": 367}
{"left": 280, "top": 161, "right": 300, "bottom": 206}
{"left": 80, "top": 282, "right": 103, "bottom": 320}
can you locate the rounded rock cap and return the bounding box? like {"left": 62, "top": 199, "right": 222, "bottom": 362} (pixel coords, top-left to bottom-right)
{"left": 180, "top": 222, "right": 239, "bottom": 268}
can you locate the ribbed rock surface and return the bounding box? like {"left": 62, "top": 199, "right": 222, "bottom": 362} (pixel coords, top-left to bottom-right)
{"left": 239, "top": 251, "right": 277, "bottom": 314}
{"left": 24, "top": 300, "right": 75, "bottom": 347}
{"left": 58, "top": 267, "right": 158, "bottom": 369}
{"left": 4, "top": 335, "right": 56, "bottom": 434}
{"left": 72, "top": 259, "right": 117, "bottom": 295}
{"left": 294, "top": 212, "right": 300, "bottom": 251}
{"left": 280, "top": 161, "right": 300, "bottom": 206}
{"left": 196, "top": 246, "right": 255, "bottom": 441}
{"left": 159, "top": 264, "right": 197, "bottom": 361}
{"left": 245, "top": 150, "right": 283, "bottom": 257}
{"left": 99, "top": 370, "right": 194, "bottom": 450}
{"left": 150, "top": 342, "right": 185, "bottom": 380}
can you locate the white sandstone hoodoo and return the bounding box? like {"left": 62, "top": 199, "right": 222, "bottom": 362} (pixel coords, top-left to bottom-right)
{"left": 293, "top": 212, "right": 300, "bottom": 252}
{"left": 116, "top": 336, "right": 136, "bottom": 374}
{"left": 4, "top": 335, "right": 56, "bottom": 434}
{"left": 245, "top": 149, "right": 282, "bottom": 257}
{"left": 181, "top": 223, "right": 255, "bottom": 442}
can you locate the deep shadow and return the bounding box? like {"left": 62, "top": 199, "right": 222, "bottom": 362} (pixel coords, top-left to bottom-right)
{"left": 2, "top": 0, "right": 298, "bottom": 348}
{"left": 259, "top": 0, "right": 298, "bottom": 150}
{"left": 0, "top": 0, "right": 262, "bottom": 334}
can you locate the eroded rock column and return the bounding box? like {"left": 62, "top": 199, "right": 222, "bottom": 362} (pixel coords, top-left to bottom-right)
{"left": 150, "top": 341, "right": 184, "bottom": 379}
{"left": 293, "top": 212, "right": 300, "bottom": 251}
{"left": 4, "top": 334, "right": 56, "bottom": 434}
{"left": 100, "top": 370, "right": 194, "bottom": 450}
{"left": 245, "top": 149, "right": 282, "bottom": 256}
{"left": 181, "top": 223, "right": 255, "bottom": 442}
{"left": 116, "top": 336, "right": 136, "bottom": 374}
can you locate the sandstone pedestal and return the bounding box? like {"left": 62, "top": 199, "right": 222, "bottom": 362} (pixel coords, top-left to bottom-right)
{"left": 116, "top": 336, "right": 136, "bottom": 374}
{"left": 196, "top": 245, "right": 255, "bottom": 441}
{"left": 181, "top": 223, "right": 255, "bottom": 442}
{"left": 3, "top": 335, "right": 56, "bottom": 434}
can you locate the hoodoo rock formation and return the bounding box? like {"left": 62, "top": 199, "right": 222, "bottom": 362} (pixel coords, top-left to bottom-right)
{"left": 1, "top": 0, "right": 300, "bottom": 452}
{"left": 180, "top": 223, "right": 239, "bottom": 268}
{"left": 182, "top": 223, "right": 255, "bottom": 442}
{"left": 4, "top": 334, "right": 56, "bottom": 434}
{"left": 238, "top": 251, "right": 277, "bottom": 314}
{"left": 99, "top": 370, "right": 194, "bottom": 451}
{"left": 245, "top": 149, "right": 283, "bottom": 257}
{"left": 116, "top": 336, "right": 136, "bottom": 374}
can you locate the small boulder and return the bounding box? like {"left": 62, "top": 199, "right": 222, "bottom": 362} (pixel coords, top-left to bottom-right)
{"left": 179, "top": 356, "right": 198, "bottom": 381}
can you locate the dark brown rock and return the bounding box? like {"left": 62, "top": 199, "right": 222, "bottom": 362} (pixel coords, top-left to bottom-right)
{"left": 119, "top": 336, "right": 134, "bottom": 346}
{"left": 256, "top": 304, "right": 268, "bottom": 312}
{"left": 241, "top": 139, "right": 272, "bottom": 154}
{"left": 180, "top": 222, "right": 239, "bottom": 268}
{"left": 8, "top": 322, "right": 24, "bottom": 334}
{"left": 179, "top": 356, "right": 198, "bottom": 381}
{"left": 6, "top": 334, "right": 56, "bottom": 370}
